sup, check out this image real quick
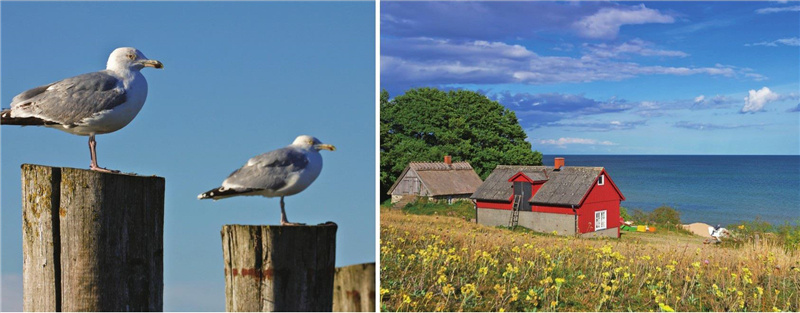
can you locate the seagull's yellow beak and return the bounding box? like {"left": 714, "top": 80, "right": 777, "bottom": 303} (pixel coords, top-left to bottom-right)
{"left": 141, "top": 59, "right": 164, "bottom": 69}
{"left": 315, "top": 143, "right": 336, "bottom": 151}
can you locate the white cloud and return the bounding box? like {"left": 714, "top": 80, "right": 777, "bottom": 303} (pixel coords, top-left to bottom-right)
{"left": 746, "top": 37, "right": 800, "bottom": 47}
{"left": 573, "top": 4, "right": 675, "bottom": 39}
{"left": 755, "top": 5, "right": 800, "bottom": 14}
{"left": 538, "top": 137, "right": 616, "bottom": 146}
{"left": 742, "top": 87, "right": 780, "bottom": 113}
{"left": 382, "top": 38, "right": 752, "bottom": 87}
{"left": 694, "top": 95, "right": 705, "bottom": 104}
{"left": 583, "top": 39, "right": 689, "bottom": 59}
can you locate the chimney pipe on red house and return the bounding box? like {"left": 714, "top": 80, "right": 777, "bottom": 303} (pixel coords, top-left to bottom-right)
{"left": 554, "top": 157, "right": 565, "bottom": 170}
{"left": 444, "top": 155, "right": 452, "bottom": 165}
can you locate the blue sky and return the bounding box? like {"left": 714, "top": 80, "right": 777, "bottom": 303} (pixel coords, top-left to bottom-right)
{"left": 1, "top": 2, "right": 374, "bottom": 311}
{"left": 381, "top": 1, "right": 800, "bottom": 155}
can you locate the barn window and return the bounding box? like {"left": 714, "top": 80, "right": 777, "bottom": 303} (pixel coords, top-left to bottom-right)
{"left": 598, "top": 174, "right": 605, "bottom": 186}
{"left": 595, "top": 210, "right": 607, "bottom": 231}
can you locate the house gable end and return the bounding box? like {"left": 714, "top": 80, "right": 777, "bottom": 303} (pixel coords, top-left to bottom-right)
{"left": 386, "top": 165, "right": 413, "bottom": 195}
{"left": 577, "top": 169, "right": 625, "bottom": 206}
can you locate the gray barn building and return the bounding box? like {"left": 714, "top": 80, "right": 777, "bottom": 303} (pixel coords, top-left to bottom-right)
{"left": 387, "top": 156, "right": 483, "bottom": 204}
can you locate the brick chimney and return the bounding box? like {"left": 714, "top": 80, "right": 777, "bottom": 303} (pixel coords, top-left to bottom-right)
{"left": 444, "top": 155, "right": 452, "bottom": 165}
{"left": 554, "top": 157, "right": 565, "bottom": 170}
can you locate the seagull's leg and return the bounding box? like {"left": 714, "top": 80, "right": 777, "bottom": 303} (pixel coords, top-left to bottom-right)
{"left": 88, "top": 134, "right": 119, "bottom": 173}
{"left": 279, "top": 196, "right": 305, "bottom": 226}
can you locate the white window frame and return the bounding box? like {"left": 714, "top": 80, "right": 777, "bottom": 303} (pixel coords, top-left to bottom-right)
{"left": 598, "top": 174, "right": 605, "bottom": 186}
{"left": 595, "top": 210, "right": 607, "bottom": 231}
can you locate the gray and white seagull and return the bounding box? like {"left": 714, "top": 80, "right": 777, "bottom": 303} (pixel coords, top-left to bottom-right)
{"left": 1, "top": 47, "right": 163, "bottom": 172}
{"left": 198, "top": 135, "right": 336, "bottom": 226}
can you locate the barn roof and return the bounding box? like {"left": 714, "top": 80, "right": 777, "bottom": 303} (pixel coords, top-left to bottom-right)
{"left": 386, "top": 161, "right": 484, "bottom": 196}
{"left": 470, "top": 165, "right": 605, "bottom": 206}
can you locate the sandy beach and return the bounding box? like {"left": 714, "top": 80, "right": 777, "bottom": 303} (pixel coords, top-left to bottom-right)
{"left": 683, "top": 222, "right": 713, "bottom": 237}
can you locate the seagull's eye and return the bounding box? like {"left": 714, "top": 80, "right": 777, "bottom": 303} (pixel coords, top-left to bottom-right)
{"left": 127, "top": 54, "right": 136, "bottom": 60}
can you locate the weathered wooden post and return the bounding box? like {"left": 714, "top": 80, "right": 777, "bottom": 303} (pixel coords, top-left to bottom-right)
{"left": 333, "top": 263, "right": 376, "bottom": 312}
{"left": 221, "top": 223, "right": 337, "bottom": 312}
{"left": 21, "top": 164, "right": 164, "bottom": 311}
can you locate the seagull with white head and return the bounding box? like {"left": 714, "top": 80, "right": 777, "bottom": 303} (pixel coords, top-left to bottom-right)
{"left": 198, "top": 135, "right": 336, "bottom": 226}
{"left": 1, "top": 47, "right": 163, "bottom": 172}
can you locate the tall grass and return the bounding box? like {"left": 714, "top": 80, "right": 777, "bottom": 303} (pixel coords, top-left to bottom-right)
{"left": 380, "top": 209, "right": 800, "bottom": 312}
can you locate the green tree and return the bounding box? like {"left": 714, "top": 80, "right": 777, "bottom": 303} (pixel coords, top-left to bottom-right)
{"left": 650, "top": 206, "right": 682, "bottom": 225}
{"left": 380, "top": 87, "right": 542, "bottom": 199}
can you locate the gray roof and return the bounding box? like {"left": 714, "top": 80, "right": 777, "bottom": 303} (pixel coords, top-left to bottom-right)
{"left": 470, "top": 165, "right": 550, "bottom": 201}
{"left": 471, "top": 165, "right": 607, "bottom": 207}
{"left": 387, "top": 162, "right": 484, "bottom": 196}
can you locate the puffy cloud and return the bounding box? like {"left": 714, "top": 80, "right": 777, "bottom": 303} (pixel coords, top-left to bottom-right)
{"left": 742, "top": 87, "right": 780, "bottom": 113}
{"left": 755, "top": 5, "right": 800, "bottom": 14}
{"left": 694, "top": 95, "right": 706, "bottom": 104}
{"left": 573, "top": 4, "right": 674, "bottom": 39}
{"left": 537, "top": 137, "right": 616, "bottom": 146}
{"left": 746, "top": 37, "right": 800, "bottom": 47}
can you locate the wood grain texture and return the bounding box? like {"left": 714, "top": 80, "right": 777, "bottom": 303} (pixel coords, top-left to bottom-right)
{"left": 21, "top": 164, "right": 61, "bottom": 312}
{"left": 222, "top": 224, "right": 337, "bottom": 312}
{"left": 21, "top": 164, "right": 164, "bottom": 312}
{"left": 332, "top": 263, "right": 376, "bottom": 312}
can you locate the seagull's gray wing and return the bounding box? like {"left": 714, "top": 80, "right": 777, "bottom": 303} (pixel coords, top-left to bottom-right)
{"left": 222, "top": 147, "right": 310, "bottom": 191}
{"left": 10, "top": 70, "right": 127, "bottom": 126}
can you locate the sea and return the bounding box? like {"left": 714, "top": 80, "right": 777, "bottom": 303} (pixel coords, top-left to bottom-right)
{"left": 542, "top": 155, "right": 800, "bottom": 227}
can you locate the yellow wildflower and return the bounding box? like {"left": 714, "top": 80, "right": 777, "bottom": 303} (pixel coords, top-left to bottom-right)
{"left": 442, "top": 284, "right": 454, "bottom": 295}
{"left": 461, "top": 283, "right": 476, "bottom": 296}
{"left": 659, "top": 303, "right": 675, "bottom": 312}
{"left": 510, "top": 286, "right": 520, "bottom": 302}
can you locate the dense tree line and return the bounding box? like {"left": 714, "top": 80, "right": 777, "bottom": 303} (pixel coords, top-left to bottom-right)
{"left": 380, "top": 87, "right": 542, "bottom": 200}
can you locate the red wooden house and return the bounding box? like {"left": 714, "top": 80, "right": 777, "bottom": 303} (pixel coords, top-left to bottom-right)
{"left": 470, "top": 158, "right": 625, "bottom": 238}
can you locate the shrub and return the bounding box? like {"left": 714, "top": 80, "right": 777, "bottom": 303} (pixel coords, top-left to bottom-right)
{"left": 631, "top": 208, "right": 648, "bottom": 224}
{"left": 649, "top": 205, "right": 681, "bottom": 225}
{"left": 619, "top": 206, "right": 632, "bottom": 222}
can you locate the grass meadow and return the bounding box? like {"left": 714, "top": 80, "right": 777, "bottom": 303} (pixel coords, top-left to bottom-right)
{"left": 380, "top": 206, "right": 799, "bottom": 312}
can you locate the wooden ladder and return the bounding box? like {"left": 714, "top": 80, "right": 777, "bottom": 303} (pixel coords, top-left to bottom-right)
{"left": 509, "top": 194, "right": 522, "bottom": 228}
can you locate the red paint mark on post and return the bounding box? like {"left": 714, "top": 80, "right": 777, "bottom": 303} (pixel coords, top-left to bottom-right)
{"left": 227, "top": 268, "right": 275, "bottom": 280}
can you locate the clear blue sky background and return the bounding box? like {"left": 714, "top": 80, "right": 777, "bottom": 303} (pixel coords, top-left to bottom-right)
{"left": 1, "top": 2, "right": 375, "bottom": 311}
{"left": 382, "top": 1, "right": 799, "bottom": 155}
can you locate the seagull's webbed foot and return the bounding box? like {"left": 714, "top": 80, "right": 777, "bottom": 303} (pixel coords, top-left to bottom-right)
{"left": 87, "top": 134, "right": 120, "bottom": 173}
{"left": 280, "top": 220, "right": 307, "bottom": 226}
{"left": 90, "top": 165, "right": 120, "bottom": 173}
